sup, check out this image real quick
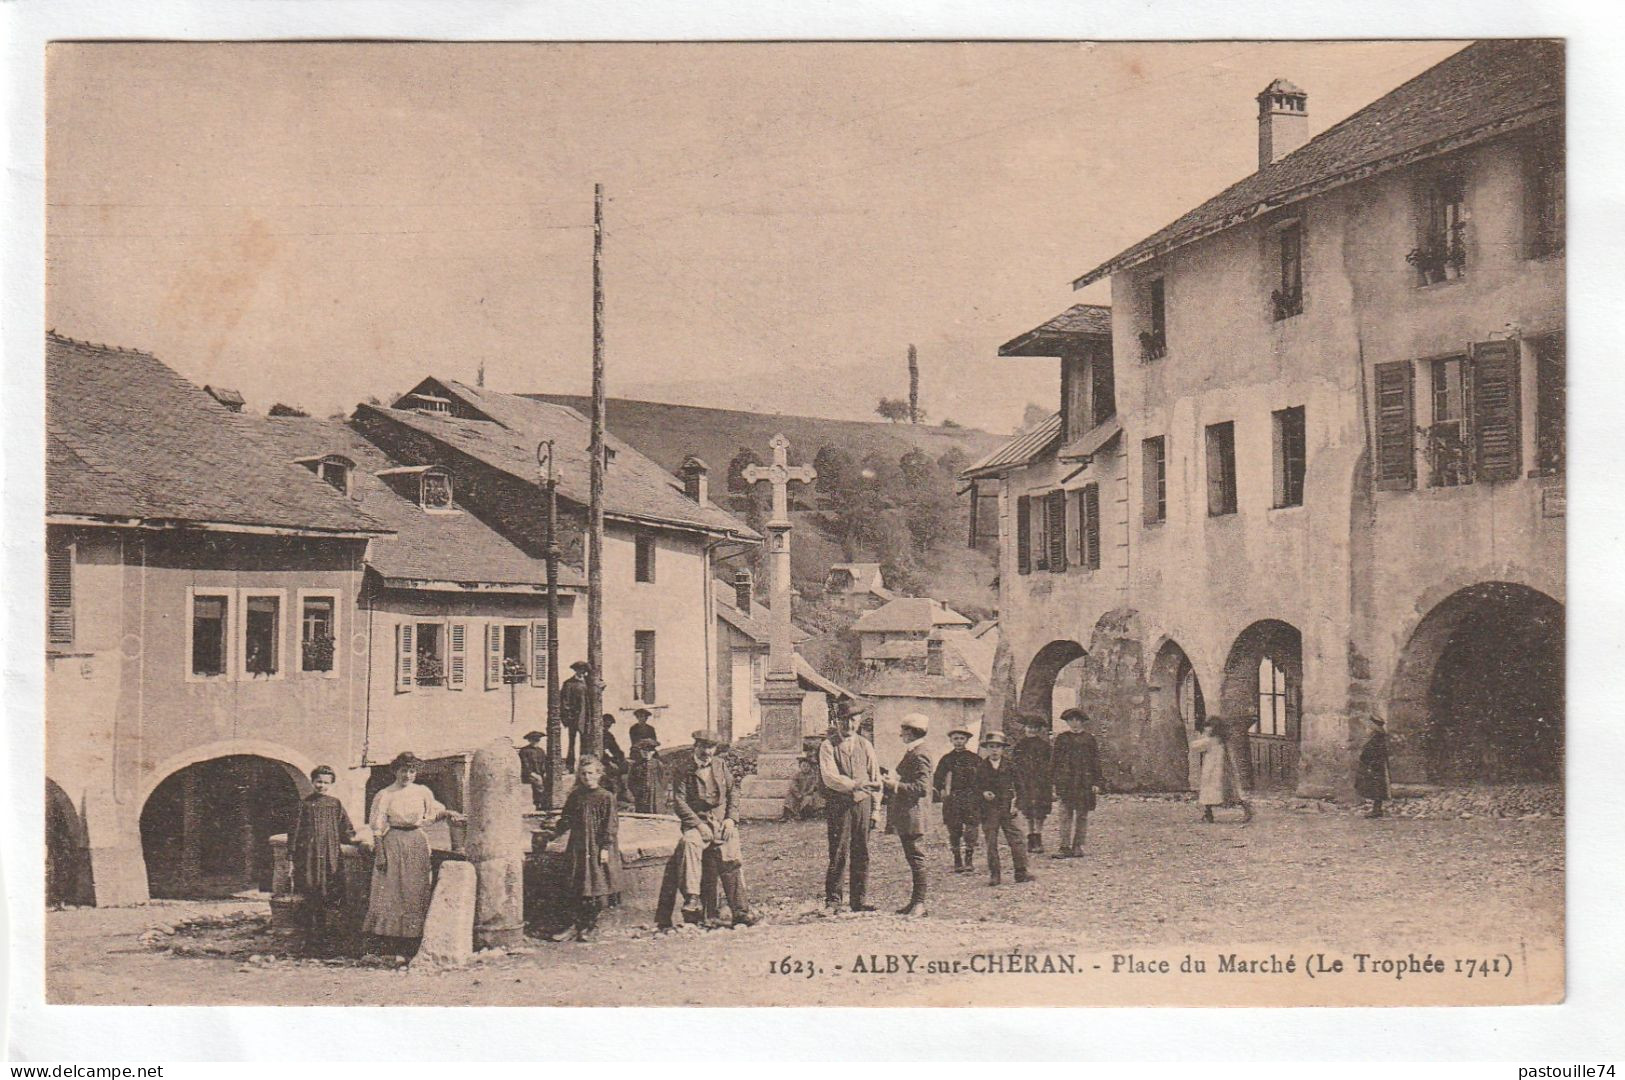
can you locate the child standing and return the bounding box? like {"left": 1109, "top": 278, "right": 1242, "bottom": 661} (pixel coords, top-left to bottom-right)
{"left": 1050, "top": 708, "right": 1101, "bottom": 858}
{"left": 975, "top": 731, "right": 1036, "bottom": 886}
{"left": 1192, "top": 717, "right": 1254, "bottom": 824}
{"left": 1012, "top": 714, "right": 1055, "bottom": 852}
{"left": 546, "top": 755, "right": 623, "bottom": 941}
{"left": 932, "top": 726, "right": 982, "bottom": 872}
{"left": 629, "top": 737, "right": 666, "bottom": 814}
{"left": 289, "top": 765, "right": 355, "bottom": 956}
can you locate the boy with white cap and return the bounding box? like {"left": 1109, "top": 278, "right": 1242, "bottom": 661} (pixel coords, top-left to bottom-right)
{"left": 882, "top": 713, "right": 933, "bottom": 916}
{"left": 933, "top": 724, "right": 982, "bottom": 873}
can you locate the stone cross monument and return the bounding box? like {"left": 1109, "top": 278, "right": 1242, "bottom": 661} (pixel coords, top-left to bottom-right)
{"left": 738, "top": 433, "right": 816, "bottom": 820}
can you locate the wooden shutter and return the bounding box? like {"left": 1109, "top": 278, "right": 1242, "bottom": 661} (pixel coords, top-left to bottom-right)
{"left": 967, "top": 483, "right": 979, "bottom": 548}
{"left": 47, "top": 541, "right": 73, "bottom": 646}
{"left": 530, "top": 621, "right": 548, "bottom": 688}
{"left": 1015, "top": 495, "right": 1032, "bottom": 575}
{"left": 636, "top": 630, "right": 657, "bottom": 703}
{"left": 1083, "top": 483, "right": 1101, "bottom": 570}
{"left": 1067, "top": 489, "right": 1083, "bottom": 565}
{"left": 447, "top": 622, "right": 466, "bottom": 689}
{"left": 1373, "top": 361, "right": 1416, "bottom": 489}
{"left": 486, "top": 623, "right": 503, "bottom": 689}
{"left": 1471, "top": 340, "right": 1522, "bottom": 481}
{"left": 1046, "top": 490, "right": 1068, "bottom": 572}
{"left": 396, "top": 623, "right": 416, "bottom": 693}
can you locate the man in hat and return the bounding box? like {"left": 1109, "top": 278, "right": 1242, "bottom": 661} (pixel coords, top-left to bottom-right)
{"left": 819, "top": 702, "right": 882, "bottom": 912}
{"left": 975, "top": 731, "right": 1035, "bottom": 886}
{"left": 883, "top": 714, "right": 933, "bottom": 916}
{"left": 1050, "top": 708, "right": 1101, "bottom": 858}
{"left": 559, "top": 661, "right": 590, "bottom": 767}
{"left": 669, "top": 729, "right": 755, "bottom": 926}
{"left": 1012, "top": 713, "right": 1055, "bottom": 853}
{"left": 517, "top": 730, "right": 548, "bottom": 809}
{"left": 1355, "top": 715, "right": 1391, "bottom": 819}
{"left": 629, "top": 736, "right": 665, "bottom": 814}
{"left": 628, "top": 707, "right": 658, "bottom": 749}
{"left": 600, "top": 713, "right": 630, "bottom": 805}
{"left": 933, "top": 724, "right": 982, "bottom": 872}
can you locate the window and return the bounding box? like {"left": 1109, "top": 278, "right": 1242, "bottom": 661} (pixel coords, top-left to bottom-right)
{"left": 1426, "top": 356, "right": 1472, "bottom": 487}
{"left": 1258, "top": 657, "right": 1290, "bottom": 736}
{"left": 1205, "top": 422, "right": 1237, "bottom": 516}
{"left": 633, "top": 630, "right": 657, "bottom": 703}
{"left": 1535, "top": 333, "right": 1565, "bottom": 475}
{"left": 502, "top": 624, "right": 528, "bottom": 683}
{"left": 1373, "top": 361, "right": 1416, "bottom": 489}
{"left": 1062, "top": 353, "right": 1117, "bottom": 440}
{"left": 1273, "top": 223, "right": 1303, "bottom": 320}
{"left": 1525, "top": 138, "right": 1564, "bottom": 258}
{"left": 1142, "top": 437, "right": 1167, "bottom": 524}
{"left": 1272, "top": 406, "right": 1307, "bottom": 507}
{"left": 1070, "top": 483, "right": 1101, "bottom": 570}
{"left": 1029, "top": 492, "right": 1050, "bottom": 572}
{"left": 1045, "top": 489, "right": 1067, "bottom": 574}
{"left": 191, "top": 593, "right": 230, "bottom": 677}
{"left": 1410, "top": 171, "right": 1466, "bottom": 285}
{"left": 300, "top": 594, "right": 336, "bottom": 673}
{"left": 1090, "top": 351, "right": 1117, "bottom": 426}
{"left": 634, "top": 533, "right": 656, "bottom": 583}
{"left": 420, "top": 470, "right": 453, "bottom": 510}
{"left": 1140, "top": 277, "right": 1167, "bottom": 360}
{"left": 244, "top": 594, "right": 282, "bottom": 677}
{"left": 416, "top": 623, "right": 446, "bottom": 685}
{"left": 317, "top": 457, "right": 351, "bottom": 496}
{"left": 48, "top": 539, "right": 74, "bottom": 647}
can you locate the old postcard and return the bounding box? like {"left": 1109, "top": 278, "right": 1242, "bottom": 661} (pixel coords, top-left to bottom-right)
{"left": 41, "top": 39, "right": 1563, "bottom": 1009}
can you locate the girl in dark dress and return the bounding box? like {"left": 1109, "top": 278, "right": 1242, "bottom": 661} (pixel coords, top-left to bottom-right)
{"left": 290, "top": 765, "right": 355, "bottom": 956}
{"left": 546, "top": 755, "right": 623, "bottom": 941}
{"left": 1355, "top": 715, "right": 1392, "bottom": 818}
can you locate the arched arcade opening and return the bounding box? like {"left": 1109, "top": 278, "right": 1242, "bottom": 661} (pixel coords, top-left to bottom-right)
{"left": 1389, "top": 582, "right": 1563, "bottom": 785}
{"left": 1149, "top": 640, "right": 1204, "bottom": 790}
{"left": 1018, "top": 639, "right": 1087, "bottom": 729}
{"left": 1221, "top": 620, "right": 1304, "bottom": 791}
{"left": 46, "top": 779, "right": 94, "bottom": 907}
{"left": 139, "top": 755, "right": 309, "bottom": 899}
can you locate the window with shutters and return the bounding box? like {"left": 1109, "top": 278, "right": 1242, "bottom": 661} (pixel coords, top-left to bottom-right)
{"left": 634, "top": 533, "right": 656, "bottom": 583}
{"left": 191, "top": 591, "right": 231, "bottom": 679}
{"left": 1373, "top": 361, "right": 1416, "bottom": 490}
{"left": 1142, "top": 436, "right": 1166, "bottom": 524}
{"left": 299, "top": 590, "right": 339, "bottom": 675}
{"left": 530, "top": 621, "right": 548, "bottom": 689}
{"left": 1425, "top": 356, "right": 1472, "bottom": 488}
{"left": 1272, "top": 406, "right": 1307, "bottom": 508}
{"left": 47, "top": 539, "right": 74, "bottom": 647}
{"left": 1409, "top": 171, "right": 1467, "bottom": 285}
{"left": 1205, "top": 422, "right": 1237, "bottom": 517}
{"left": 633, "top": 630, "right": 657, "bottom": 703}
{"left": 1470, "top": 339, "right": 1522, "bottom": 482}
{"left": 1045, "top": 489, "right": 1067, "bottom": 573}
{"left": 1535, "top": 333, "right": 1565, "bottom": 475}
{"left": 1015, "top": 494, "right": 1032, "bottom": 575}
{"left": 502, "top": 624, "right": 529, "bottom": 683}
{"left": 1524, "top": 136, "right": 1564, "bottom": 259}
{"left": 415, "top": 622, "right": 446, "bottom": 685}
{"left": 242, "top": 592, "right": 283, "bottom": 678}
{"left": 1029, "top": 491, "right": 1049, "bottom": 572}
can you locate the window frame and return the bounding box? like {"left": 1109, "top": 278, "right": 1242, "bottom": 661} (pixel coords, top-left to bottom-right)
{"left": 317, "top": 456, "right": 353, "bottom": 497}
{"left": 1271, "top": 220, "right": 1304, "bottom": 321}
{"left": 1142, "top": 436, "right": 1167, "bottom": 525}
{"left": 634, "top": 532, "right": 657, "bottom": 584}
{"left": 1140, "top": 275, "right": 1168, "bottom": 361}
{"left": 1205, "top": 422, "right": 1238, "bottom": 517}
{"left": 1257, "top": 656, "right": 1290, "bottom": 737}
{"left": 633, "top": 629, "right": 658, "bottom": 704}
{"left": 238, "top": 588, "right": 287, "bottom": 681}
{"left": 1533, "top": 332, "right": 1565, "bottom": 476}
{"left": 416, "top": 620, "right": 448, "bottom": 686}
{"left": 1424, "top": 354, "right": 1473, "bottom": 489}
{"left": 1272, "top": 405, "right": 1307, "bottom": 509}
{"left": 419, "top": 468, "right": 455, "bottom": 513}
{"left": 1412, "top": 168, "right": 1468, "bottom": 286}
{"left": 296, "top": 587, "right": 342, "bottom": 679}
{"left": 1524, "top": 136, "right": 1565, "bottom": 260}
{"left": 185, "top": 586, "right": 235, "bottom": 683}
{"left": 500, "top": 623, "right": 530, "bottom": 684}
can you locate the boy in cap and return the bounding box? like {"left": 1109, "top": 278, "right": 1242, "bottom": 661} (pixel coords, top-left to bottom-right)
{"left": 1355, "top": 715, "right": 1391, "bottom": 819}
{"left": 1050, "top": 708, "right": 1101, "bottom": 857}
{"left": 628, "top": 707, "right": 658, "bottom": 749}
{"left": 882, "top": 714, "right": 933, "bottom": 916}
{"left": 518, "top": 731, "right": 548, "bottom": 809}
{"left": 933, "top": 725, "right": 982, "bottom": 872}
{"left": 1012, "top": 713, "right": 1054, "bottom": 853}
{"left": 560, "top": 661, "right": 590, "bottom": 767}
{"left": 290, "top": 764, "right": 355, "bottom": 956}
{"left": 975, "top": 731, "right": 1035, "bottom": 886}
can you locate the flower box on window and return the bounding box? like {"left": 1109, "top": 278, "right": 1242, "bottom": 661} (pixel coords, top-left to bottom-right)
{"left": 1271, "top": 284, "right": 1303, "bottom": 321}
{"left": 302, "top": 633, "right": 335, "bottom": 673}
{"left": 502, "top": 656, "right": 528, "bottom": 684}
{"left": 416, "top": 656, "right": 446, "bottom": 686}
{"left": 1138, "top": 330, "right": 1166, "bottom": 361}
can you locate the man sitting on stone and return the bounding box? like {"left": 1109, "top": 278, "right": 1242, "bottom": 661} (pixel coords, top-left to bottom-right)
{"left": 669, "top": 729, "right": 755, "bottom": 927}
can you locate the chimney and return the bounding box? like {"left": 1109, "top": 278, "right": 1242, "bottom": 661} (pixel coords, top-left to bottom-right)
{"left": 1256, "top": 79, "right": 1308, "bottom": 170}
{"left": 926, "top": 636, "right": 945, "bottom": 676}
{"left": 679, "top": 455, "right": 710, "bottom": 504}
{"left": 733, "top": 569, "right": 753, "bottom": 613}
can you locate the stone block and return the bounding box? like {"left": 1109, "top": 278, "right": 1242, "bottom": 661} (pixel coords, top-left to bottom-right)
{"left": 412, "top": 859, "right": 475, "bottom": 970}
{"left": 738, "top": 797, "right": 788, "bottom": 821}
{"left": 752, "top": 753, "right": 803, "bottom": 779}
{"left": 740, "top": 775, "right": 792, "bottom": 799}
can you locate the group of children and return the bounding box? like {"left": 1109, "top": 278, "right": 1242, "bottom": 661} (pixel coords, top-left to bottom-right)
{"left": 516, "top": 706, "right": 668, "bottom": 815}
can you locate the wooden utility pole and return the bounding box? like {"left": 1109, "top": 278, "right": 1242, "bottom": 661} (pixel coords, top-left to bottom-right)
{"left": 585, "top": 183, "right": 606, "bottom": 758}
{"left": 539, "top": 440, "right": 565, "bottom": 808}
{"left": 908, "top": 344, "right": 919, "bottom": 424}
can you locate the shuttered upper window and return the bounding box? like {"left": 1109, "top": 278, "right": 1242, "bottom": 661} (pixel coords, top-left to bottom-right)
{"left": 1373, "top": 361, "right": 1416, "bottom": 490}
{"left": 48, "top": 540, "right": 74, "bottom": 647}
{"left": 1045, "top": 490, "right": 1067, "bottom": 574}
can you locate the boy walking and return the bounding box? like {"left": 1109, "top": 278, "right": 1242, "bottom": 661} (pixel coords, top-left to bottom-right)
{"left": 1050, "top": 708, "right": 1101, "bottom": 857}
{"left": 932, "top": 725, "right": 982, "bottom": 872}
{"left": 975, "top": 731, "right": 1035, "bottom": 886}
{"left": 1012, "top": 714, "right": 1054, "bottom": 852}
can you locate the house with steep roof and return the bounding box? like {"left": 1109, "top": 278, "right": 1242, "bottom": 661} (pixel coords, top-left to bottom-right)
{"left": 851, "top": 596, "right": 974, "bottom": 666}
{"left": 823, "top": 561, "right": 894, "bottom": 612}
{"left": 350, "top": 377, "right": 761, "bottom": 753}
{"left": 860, "top": 623, "right": 998, "bottom": 770}
{"left": 45, "top": 333, "right": 389, "bottom": 906}
{"left": 972, "top": 40, "right": 1563, "bottom": 798}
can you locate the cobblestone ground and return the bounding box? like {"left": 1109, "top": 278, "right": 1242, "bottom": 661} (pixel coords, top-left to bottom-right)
{"left": 47, "top": 797, "right": 1563, "bottom": 1007}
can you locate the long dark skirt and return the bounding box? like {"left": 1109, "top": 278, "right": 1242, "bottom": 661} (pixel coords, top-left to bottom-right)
{"left": 363, "top": 828, "right": 433, "bottom": 938}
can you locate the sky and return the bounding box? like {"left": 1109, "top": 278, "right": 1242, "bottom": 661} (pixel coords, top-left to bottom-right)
{"left": 46, "top": 40, "right": 1465, "bottom": 434}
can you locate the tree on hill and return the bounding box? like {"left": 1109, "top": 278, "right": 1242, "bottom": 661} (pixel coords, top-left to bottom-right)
{"left": 814, "top": 445, "right": 855, "bottom": 496}
{"left": 1021, "top": 402, "right": 1051, "bottom": 431}
{"left": 875, "top": 397, "right": 911, "bottom": 423}
{"left": 727, "top": 447, "right": 763, "bottom": 494}
{"left": 937, "top": 445, "right": 971, "bottom": 479}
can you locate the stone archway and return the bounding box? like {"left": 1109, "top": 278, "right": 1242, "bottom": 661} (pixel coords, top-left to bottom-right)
{"left": 1017, "top": 639, "right": 1087, "bottom": 728}
{"left": 139, "top": 754, "right": 309, "bottom": 898}
{"left": 1148, "top": 639, "right": 1204, "bottom": 790}
{"left": 46, "top": 779, "right": 94, "bottom": 907}
{"left": 1387, "top": 582, "right": 1563, "bottom": 785}
{"left": 1221, "top": 620, "right": 1304, "bottom": 791}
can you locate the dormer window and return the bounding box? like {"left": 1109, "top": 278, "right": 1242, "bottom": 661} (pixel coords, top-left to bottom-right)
{"left": 420, "top": 469, "right": 453, "bottom": 510}
{"left": 317, "top": 455, "right": 353, "bottom": 496}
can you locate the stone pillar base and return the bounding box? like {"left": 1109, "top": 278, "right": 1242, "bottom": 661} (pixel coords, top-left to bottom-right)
{"left": 88, "top": 843, "right": 150, "bottom": 907}
{"left": 739, "top": 774, "right": 794, "bottom": 822}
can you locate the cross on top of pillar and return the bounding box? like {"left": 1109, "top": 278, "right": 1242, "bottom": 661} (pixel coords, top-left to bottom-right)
{"left": 742, "top": 432, "right": 816, "bottom": 524}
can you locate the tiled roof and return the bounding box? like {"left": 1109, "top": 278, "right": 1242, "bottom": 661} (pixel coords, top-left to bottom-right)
{"left": 853, "top": 597, "right": 974, "bottom": 634}
{"left": 46, "top": 334, "right": 385, "bottom": 535}
{"left": 999, "top": 303, "right": 1112, "bottom": 357}
{"left": 960, "top": 413, "right": 1062, "bottom": 480}
{"left": 712, "top": 578, "right": 809, "bottom": 645}
{"left": 363, "top": 380, "right": 759, "bottom": 540}
{"left": 1074, "top": 40, "right": 1563, "bottom": 287}
{"left": 827, "top": 562, "right": 886, "bottom": 592}
{"left": 252, "top": 416, "right": 581, "bottom": 590}
{"left": 860, "top": 670, "right": 988, "bottom": 701}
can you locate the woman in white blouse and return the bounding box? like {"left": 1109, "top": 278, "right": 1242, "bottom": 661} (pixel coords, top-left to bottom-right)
{"left": 362, "top": 752, "right": 462, "bottom": 951}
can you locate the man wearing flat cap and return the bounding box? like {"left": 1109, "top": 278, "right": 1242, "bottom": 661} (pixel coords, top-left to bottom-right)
{"left": 669, "top": 729, "right": 755, "bottom": 925}
{"left": 819, "top": 701, "right": 882, "bottom": 913}
{"left": 883, "top": 714, "right": 934, "bottom": 916}
{"left": 559, "top": 661, "right": 590, "bottom": 768}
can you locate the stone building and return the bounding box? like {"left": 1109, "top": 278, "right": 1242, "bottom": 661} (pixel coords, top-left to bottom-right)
{"left": 852, "top": 596, "right": 974, "bottom": 667}
{"left": 823, "top": 562, "right": 894, "bottom": 612}
{"left": 970, "top": 40, "right": 1563, "bottom": 798}
{"left": 862, "top": 627, "right": 996, "bottom": 770}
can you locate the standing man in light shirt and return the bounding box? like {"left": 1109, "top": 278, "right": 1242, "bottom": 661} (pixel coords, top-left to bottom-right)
{"left": 819, "top": 702, "right": 882, "bottom": 913}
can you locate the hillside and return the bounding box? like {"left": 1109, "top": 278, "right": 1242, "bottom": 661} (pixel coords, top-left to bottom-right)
{"left": 525, "top": 395, "right": 1004, "bottom": 477}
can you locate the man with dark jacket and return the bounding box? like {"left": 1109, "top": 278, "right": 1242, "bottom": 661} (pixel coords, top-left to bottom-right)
{"left": 559, "top": 661, "right": 590, "bottom": 768}
{"left": 1355, "top": 715, "right": 1392, "bottom": 819}
{"left": 882, "top": 714, "right": 933, "bottom": 916}
{"left": 1050, "top": 708, "right": 1101, "bottom": 857}
{"left": 933, "top": 725, "right": 982, "bottom": 872}
{"left": 518, "top": 731, "right": 548, "bottom": 809}
{"left": 1012, "top": 714, "right": 1055, "bottom": 852}
{"left": 628, "top": 707, "right": 658, "bottom": 749}
{"left": 976, "top": 731, "right": 1035, "bottom": 886}
{"left": 669, "top": 729, "right": 754, "bottom": 925}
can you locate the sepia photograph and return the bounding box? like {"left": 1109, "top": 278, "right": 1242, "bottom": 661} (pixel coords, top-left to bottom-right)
{"left": 36, "top": 35, "right": 1566, "bottom": 1012}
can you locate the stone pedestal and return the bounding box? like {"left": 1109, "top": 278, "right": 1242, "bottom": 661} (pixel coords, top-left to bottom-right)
{"left": 467, "top": 739, "right": 526, "bottom": 949}
{"left": 739, "top": 674, "right": 806, "bottom": 820}
{"left": 413, "top": 860, "right": 476, "bottom": 969}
